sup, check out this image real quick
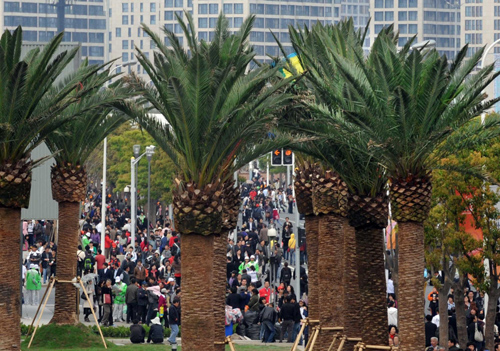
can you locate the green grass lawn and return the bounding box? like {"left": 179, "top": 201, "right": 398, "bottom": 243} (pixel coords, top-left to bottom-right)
{"left": 22, "top": 343, "right": 290, "bottom": 351}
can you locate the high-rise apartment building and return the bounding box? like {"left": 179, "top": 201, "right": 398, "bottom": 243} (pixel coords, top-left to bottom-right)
{"left": 368, "top": 0, "right": 460, "bottom": 58}
{"left": 1, "top": 0, "right": 107, "bottom": 64}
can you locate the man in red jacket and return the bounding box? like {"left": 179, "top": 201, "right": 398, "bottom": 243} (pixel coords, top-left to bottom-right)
{"left": 259, "top": 280, "right": 271, "bottom": 303}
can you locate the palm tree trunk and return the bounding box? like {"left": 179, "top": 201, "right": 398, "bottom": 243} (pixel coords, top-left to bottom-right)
{"left": 454, "top": 284, "right": 468, "bottom": 348}
{"left": 0, "top": 207, "right": 21, "bottom": 350}
{"left": 213, "top": 232, "right": 227, "bottom": 351}
{"left": 316, "top": 213, "right": 346, "bottom": 349}
{"left": 305, "top": 215, "right": 319, "bottom": 320}
{"left": 182, "top": 233, "right": 218, "bottom": 351}
{"left": 343, "top": 224, "right": 362, "bottom": 350}
{"left": 397, "top": 221, "right": 425, "bottom": 350}
{"left": 355, "top": 225, "right": 388, "bottom": 345}
{"left": 51, "top": 201, "right": 80, "bottom": 324}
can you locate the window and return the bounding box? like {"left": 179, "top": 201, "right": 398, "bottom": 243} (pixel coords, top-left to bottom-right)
{"left": 198, "top": 4, "right": 208, "bottom": 14}
{"left": 495, "top": 19, "right": 500, "bottom": 30}
{"left": 398, "top": 0, "right": 408, "bottom": 7}
{"left": 128, "top": 28, "right": 132, "bottom": 36}
{"left": 23, "top": 30, "right": 37, "bottom": 41}
{"left": 423, "top": 24, "right": 436, "bottom": 34}
{"left": 199, "top": 31, "right": 208, "bottom": 41}
{"left": 408, "top": 0, "right": 417, "bottom": 7}
{"left": 116, "top": 28, "right": 122, "bottom": 38}
{"left": 122, "top": 15, "right": 129, "bottom": 25}
{"left": 209, "top": 17, "right": 217, "bottom": 27}
{"left": 234, "top": 17, "right": 243, "bottom": 27}
{"left": 265, "top": 32, "right": 276, "bottom": 42}
{"left": 89, "top": 19, "right": 106, "bottom": 29}
{"left": 122, "top": 53, "right": 129, "bottom": 62}
{"left": 281, "top": 5, "right": 294, "bottom": 15}
{"left": 73, "top": 32, "right": 88, "bottom": 42}
{"left": 39, "top": 17, "right": 57, "bottom": 27}
{"left": 408, "top": 24, "right": 417, "bottom": 33}
{"left": 89, "top": 5, "right": 104, "bottom": 15}
{"left": 398, "top": 37, "right": 408, "bottom": 46}
{"left": 4, "top": 2, "right": 20, "bottom": 12}
{"left": 151, "top": 3, "right": 156, "bottom": 11}
{"left": 495, "top": 6, "right": 500, "bottom": 16}
{"left": 266, "top": 46, "right": 279, "bottom": 57}
{"left": 254, "top": 45, "right": 264, "bottom": 56}
{"left": 281, "top": 18, "right": 294, "bottom": 29}
{"left": 122, "top": 3, "right": 129, "bottom": 12}
{"left": 254, "top": 18, "right": 264, "bottom": 28}
{"left": 374, "top": 0, "right": 383, "bottom": 8}
{"left": 280, "top": 32, "right": 291, "bottom": 43}
{"left": 408, "top": 11, "right": 417, "bottom": 20}
{"left": 234, "top": 3, "right": 243, "bottom": 14}
{"left": 39, "top": 4, "right": 57, "bottom": 13}
{"left": 224, "top": 4, "right": 232, "bottom": 13}
{"left": 165, "top": 0, "right": 173, "bottom": 6}
{"left": 198, "top": 18, "right": 208, "bottom": 28}
{"left": 175, "top": 0, "right": 182, "bottom": 7}
{"left": 398, "top": 24, "right": 408, "bottom": 34}
{"left": 266, "top": 5, "right": 279, "bottom": 14}
{"left": 65, "top": 18, "right": 88, "bottom": 29}
{"left": 398, "top": 11, "right": 407, "bottom": 20}
{"left": 131, "top": 3, "right": 134, "bottom": 11}
{"left": 140, "top": 40, "right": 144, "bottom": 49}
{"left": 265, "top": 18, "right": 279, "bottom": 29}
{"left": 89, "top": 46, "right": 104, "bottom": 57}
{"left": 39, "top": 31, "right": 55, "bottom": 42}
{"left": 141, "top": 3, "right": 144, "bottom": 11}
{"left": 165, "top": 10, "right": 173, "bottom": 20}
{"left": 122, "top": 40, "right": 129, "bottom": 49}
{"left": 250, "top": 4, "right": 264, "bottom": 14}
{"left": 165, "top": 23, "right": 173, "bottom": 31}
{"left": 251, "top": 31, "right": 265, "bottom": 41}
{"left": 89, "top": 33, "right": 104, "bottom": 43}
{"left": 424, "top": 11, "right": 436, "bottom": 20}
{"left": 374, "top": 24, "right": 384, "bottom": 33}
{"left": 385, "top": 11, "right": 394, "bottom": 20}
{"left": 297, "top": 19, "right": 310, "bottom": 27}
{"left": 150, "top": 40, "right": 156, "bottom": 49}
{"left": 385, "top": 0, "right": 394, "bottom": 7}
{"left": 209, "top": 4, "right": 218, "bottom": 13}
{"left": 22, "top": 2, "right": 37, "bottom": 13}
{"left": 374, "top": 11, "right": 383, "bottom": 20}
{"left": 150, "top": 15, "right": 156, "bottom": 24}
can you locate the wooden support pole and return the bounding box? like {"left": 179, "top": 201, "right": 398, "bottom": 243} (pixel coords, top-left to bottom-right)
{"left": 336, "top": 336, "right": 347, "bottom": 351}
{"left": 28, "top": 279, "right": 55, "bottom": 349}
{"left": 291, "top": 321, "right": 307, "bottom": 351}
{"left": 27, "top": 278, "right": 53, "bottom": 335}
{"left": 327, "top": 332, "right": 342, "bottom": 351}
{"left": 320, "top": 327, "right": 344, "bottom": 331}
{"left": 226, "top": 336, "right": 236, "bottom": 351}
{"left": 79, "top": 278, "right": 107, "bottom": 349}
{"left": 306, "top": 326, "right": 320, "bottom": 351}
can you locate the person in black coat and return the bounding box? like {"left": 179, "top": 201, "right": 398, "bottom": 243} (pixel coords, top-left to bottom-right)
{"left": 147, "top": 317, "right": 164, "bottom": 344}
{"left": 130, "top": 319, "right": 146, "bottom": 343}
{"left": 98, "top": 262, "right": 114, "bottom": 283}
{"left": 425, "top": 314, "right": 438, "bottom": 347}
{"left": 226, "top": 287, "right": 242, "bottom": 309}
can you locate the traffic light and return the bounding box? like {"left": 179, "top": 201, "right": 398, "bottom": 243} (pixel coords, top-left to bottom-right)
{"left": 283, "top": 148, "right": 293, "bottom": 165}
{"left": 271, "top": 149, "right": 282, "bottom": 166}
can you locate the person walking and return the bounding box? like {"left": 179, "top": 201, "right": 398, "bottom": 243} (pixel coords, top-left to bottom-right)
{"left": 101, "top": 279, "right": 113, "bottom": 326}
{"left": 279, "top": 296, "right": 295, "bottom": 343}
{"left": 168, "top": 297, "right": 181, "bottom": 345}
{"left": 41, "top": 246, "right": 53, "bottom": 284}
{"left": 112, "top": 277, "right": 127, "bottom": 322}
{"left": 126, "top": 277, "right": 138, "bottom": 323}
{"left": 259, "top": 302, "right": 277, "bottom": 343}
{"left": 25, "top": 264, "right": 42, "bottom": 305}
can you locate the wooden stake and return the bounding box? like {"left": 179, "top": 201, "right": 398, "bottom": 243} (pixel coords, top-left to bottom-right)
{"left": 290, "top": 321, "right": 307, "bottom": 351}
{"left": 27, "top": 278, "right": 53, "bottom": 335}
{"left": 79, "top": 278, "right": 107, "bottom": 349}
{"left": 327, "top": 332, "right": 342, "bottom": 351}
{"left": 226, "top": 336, "right": 236, "bottom": 351}
{"left": 306, "top": 326, "right": 320, "bottom": 351}
{"left": 28, "top": 279, "right": 55, "bottom": 348}
{"left": 336, "top": 335, "right": 347, "bottom": 351}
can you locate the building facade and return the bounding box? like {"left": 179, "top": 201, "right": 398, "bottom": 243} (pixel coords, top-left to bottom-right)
{"left": 1, "top": 0, "right": 107, "bottom": 64}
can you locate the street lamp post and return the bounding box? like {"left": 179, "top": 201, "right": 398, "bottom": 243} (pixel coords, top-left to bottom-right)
{"left": 146, "top": 146, "right": 155, "bottom": 240}
{"left": 130, "top": 144, "right": 155, "bottom": 247}
{"left": 100, "top": 60, "right": 137, "bottom": 251}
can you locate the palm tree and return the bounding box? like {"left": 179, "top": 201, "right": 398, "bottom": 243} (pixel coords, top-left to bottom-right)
{"left": 45, "top": 63, "right": 129, "bottom": 324}
{"left": 287, "top": 21, "right": 391, "bottom": 346}
{"left": 0, "top": 27, "right": 102, "bottom": 349}
{"left": 316, "top": 29, "right": 500, "bottom": 349}
{"left": 123, "top": 13, "right": 293, "bottom": 351}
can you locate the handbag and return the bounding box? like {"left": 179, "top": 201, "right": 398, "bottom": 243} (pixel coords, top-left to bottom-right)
{"left": 104, "top": 293, "right": 111, "bottom": 305}
{"left": 475, "top": 323, "right": 484, "bottom": 342}
{"left": 81, "top": 292, "right": 87, "bottom": 301}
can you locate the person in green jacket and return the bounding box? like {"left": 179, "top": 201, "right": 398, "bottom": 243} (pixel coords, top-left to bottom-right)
{"left": 112, "top": 276, "right": 127, "bottom": 322}
{"left": 26, "top": 264, "right": 42, "bottom": 305}
{"left": 82, "top": 232, "right": 91, "bottom": 250}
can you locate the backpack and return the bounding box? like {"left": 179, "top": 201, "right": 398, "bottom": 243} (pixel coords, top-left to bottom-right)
{"left": 282, "top": 268, "right": 291, "bottom": 282}
{"left": 474, "top": 323, "right": 484, "bottom": 342}
{"left": 84, "top": 253, "right": 94, "bottom": 271}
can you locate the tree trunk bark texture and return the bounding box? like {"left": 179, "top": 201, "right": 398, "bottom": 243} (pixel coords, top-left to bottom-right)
{"left": 397, "top": 221, "right": 425, "bottom": 350}
{"left": 355, "top": 225, "right": 388, "bottom": 345}
{"left": 316, "top": 213, "right": 346, "bottom": 350}
{"left": 485, "top": 290, "right": 499, "bottom": 351}
{"left": 51, "top": 201, "right": 80, "bottom": 324}
{"left": 0, "top": 207, "right": 21, "bottom": 351}
{"left": 454, "top": 285, "right": 468, "bottom": 349}
{"left": 212, "top": 233, "right": 227, "bottom": 351}
{"left": 305, "top": 215, "right": 319, "bottom": 321}
{"left": 343, "top": 224, "right": 362, "bottom": 351}
{"left": 182, "top": 233, "right": 222, "bottom": 351}
{"left": 438, "top": 281, "right": 450, "bottom": 349}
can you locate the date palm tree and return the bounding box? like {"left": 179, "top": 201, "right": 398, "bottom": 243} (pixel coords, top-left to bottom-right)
{"left": 0, "top": 27, "right": 104, "bottom": 349}
{"left": 45, "top": 63, "right": 129, "bottom": 324}
{"left": 123, "top": 13, "right": 293, "bottom": 351}
{"left": 313, "top": 29, "right": 500, "bottom": 349}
